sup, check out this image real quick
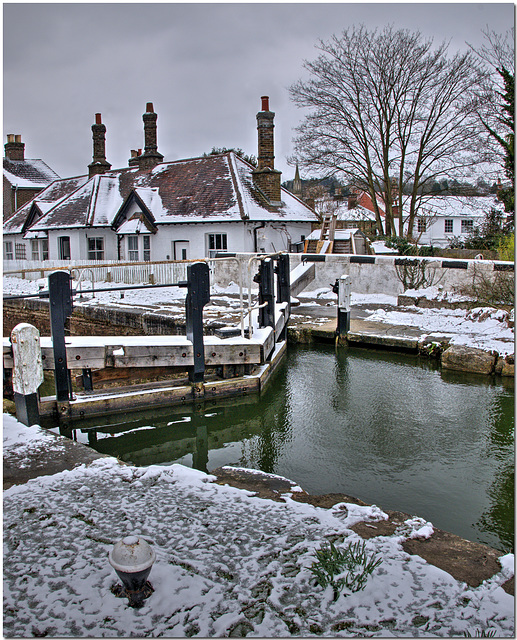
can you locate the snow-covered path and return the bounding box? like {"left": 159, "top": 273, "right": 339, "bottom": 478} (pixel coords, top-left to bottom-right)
{"left": 3, "top": 416, "right": 514, "bottom": 638}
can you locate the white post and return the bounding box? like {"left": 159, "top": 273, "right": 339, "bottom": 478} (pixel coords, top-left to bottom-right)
{"left": 337, "top": 275, "right": 351, "bottom": 335}
{"left": 11, "top": 323, "right": 44, "bottom": 426}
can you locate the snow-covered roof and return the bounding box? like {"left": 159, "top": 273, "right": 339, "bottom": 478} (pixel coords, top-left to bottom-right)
{"left": 371, "top": 240, "right": 398, "bottom": 254}
{"left": 3, "top": 176, "right": 88, "bottom": 234}
{"left": 6, "top": 152, "right": 316, "bottom": 235}
{"left": 116, "top": 217, "right": 153, "bottom": 235}
{"left": 3, "top": 158, "right": 60, "bottom": 188}
{"left": 416, "top": 196, "right": 505, "bottom": 219}
{"left": 306, "top": 228, "right": 363, "bottom": 240}
{"left": 336, "top": 202, "right": 377, "bottom": 222}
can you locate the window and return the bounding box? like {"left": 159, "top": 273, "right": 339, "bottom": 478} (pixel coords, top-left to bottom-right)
{"left": 444, "top": 219, "right": 454, "bottom": 234}
{"left": 143, "top": 236, "right": 151, "bottom": 262}
{"left": 58, "top": 236, "right": 71, "bottom": 260}
{"left": 4, "top": 241, "right": 13, "bottom": 260}
{"left": 30, "top": 239, "right": 49, "bottom": 261}
{"left": 128, "top": 235, "right": 139, "bottom": 261}
{"left": 15, "top": 243, "right": 26, "bottom": 260}
{"left": 41, "top": 238, "right": 49, "bottom": 261}
{"left": 417, "top": 218, "right": 427, "bottom": 233}
{"left": 208, "top": 233, "right": 227, "bottom": 251}
{"left": 88, "top": 237, "right": 104, "bottom": 261}
{"left": 461, "top": 219, "right": 474, "bottom": 233}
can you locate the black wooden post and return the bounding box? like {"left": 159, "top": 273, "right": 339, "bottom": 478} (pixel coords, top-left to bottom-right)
{"left": 256, "top": 258, "right": 275, "bottom": 329}
{"left": 48, "top": 271, "right": 73, "bottom": 401}
{"left": 184, "top": 262, "right": 210, "bottom": 383}
{"left": 275, "top": 254, "right": 290, "bottom": 341}
{"left": 275, "top": 254, "right": 290, "bottom": 304}
{"left": 82, "top": 368, "right": 94, "bottom": 391}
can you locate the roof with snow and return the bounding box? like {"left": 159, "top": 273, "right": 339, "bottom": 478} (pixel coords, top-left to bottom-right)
{"left": 4, "top": 152, "right": 315, "bottom": 236}
{"left": 306, "top": 228, "right": 365, "bottom": 241}
{"left": 3, "top": 158, "right": 60, "bottom": 189}
{"left": 416, "top": 196, "right": 505, "bottom": 218}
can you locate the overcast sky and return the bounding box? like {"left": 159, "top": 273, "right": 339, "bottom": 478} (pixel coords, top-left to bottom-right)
{"left": 3, "top": 2, "right": 515, "bottom": 181}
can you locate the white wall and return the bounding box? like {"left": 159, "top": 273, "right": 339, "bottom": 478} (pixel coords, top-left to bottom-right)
{"left": 415, "top": 216, "right": 483, "bottom": 248}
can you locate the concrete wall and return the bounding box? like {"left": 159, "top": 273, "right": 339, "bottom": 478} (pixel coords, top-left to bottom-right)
{"left": 210, "top": 253, "right": 514, "bottom": 298}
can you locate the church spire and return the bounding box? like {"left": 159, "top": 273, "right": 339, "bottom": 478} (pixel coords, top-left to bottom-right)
{"left": 293, "top": 164, "right": 302, "bottom": 196}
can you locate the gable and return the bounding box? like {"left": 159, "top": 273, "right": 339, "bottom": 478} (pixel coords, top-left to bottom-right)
{"left": 112, "top": 189, "right": 157, "bottom": 233}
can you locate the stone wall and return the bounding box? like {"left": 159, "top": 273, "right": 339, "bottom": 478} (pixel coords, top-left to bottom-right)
{"left": 3, "top": 299, "right": 186, "bottom": 338}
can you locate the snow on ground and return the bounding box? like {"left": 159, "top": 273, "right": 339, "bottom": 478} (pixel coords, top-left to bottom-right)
{"left": 3, "top": 415, "right": 514, "bottom": 638}
{"left": 3, "top": 276, "right": 513, "bottom": 355}
{"left": 366, "top": 306, "right": 514, "bottom": 356}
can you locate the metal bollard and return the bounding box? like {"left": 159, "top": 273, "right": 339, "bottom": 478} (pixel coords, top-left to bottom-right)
{"left": 335, "top": 275, "right": 351, "bottom": 335}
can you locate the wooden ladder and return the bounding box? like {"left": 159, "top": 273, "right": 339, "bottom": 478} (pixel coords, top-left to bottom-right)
{"left": 316, "top": 214, "right": 337, "bottom": 253}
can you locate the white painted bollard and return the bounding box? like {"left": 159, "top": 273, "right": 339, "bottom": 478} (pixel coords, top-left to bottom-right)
{"left": 337, "top": 275, "right": 351, "bottom": 335}
{"left": 11, "top": 323, "right": 44, "bottom": 426}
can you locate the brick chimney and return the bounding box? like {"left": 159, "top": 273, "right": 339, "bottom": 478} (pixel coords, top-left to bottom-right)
{"left": 5, "top": 134, "right": 25, "bottom": 161}
{"left": 128, "top": 149, "right": 142, "bottom": 167}
{"left": 88, "top": 114, "right": 111, "bottom": 178}
{"left": 347, "top": 192, "right": 358, "bottom": 209}
{"left": 138, "top": 102, "right": 164, "bottom": 170}
{"left": 252, "top": 96, "right": 282, "bottom": 205}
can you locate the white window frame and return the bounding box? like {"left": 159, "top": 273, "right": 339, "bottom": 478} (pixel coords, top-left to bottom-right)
{"left": 444, "top": 219, "right": 454, "bottom": 234}
{"left": 143, "top": 235, "right": 151, "bottom": 262}
{"left": 461, "top": 219, "right": 474, "bottom": 234}
{"left": 88, "top": 237, "right": 104, "bottom": 261}
{"left": 4, "top": 241, "right": 13, "bottom": 260}
{"left": 58, "top": 236, "right": 71, "bottom": 260}
{"left": 417, "top": 218, "right": 427, "bottom": 233}
{"left": 207, "top": 233, "right": 228, "bottom": 252}
{"left": 128, "top": 235, "right": 139, "bottom": 261}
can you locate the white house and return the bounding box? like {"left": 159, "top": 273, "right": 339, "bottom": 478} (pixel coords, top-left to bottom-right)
{"left": 3, "top": 99, "right": 315, "bottom": 263}
{"left": 411, "top": 196, "right": 505, "bottom": 248}
{"left": 331, "top": 192, "right": 505, "bottom": 248}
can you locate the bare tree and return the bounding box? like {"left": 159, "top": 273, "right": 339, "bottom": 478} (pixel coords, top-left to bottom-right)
{"left": 468, "top": 28, "right": 515, "bottom": 216}
{"left": 290, "top": 25, "right": 488, "bottom": 238}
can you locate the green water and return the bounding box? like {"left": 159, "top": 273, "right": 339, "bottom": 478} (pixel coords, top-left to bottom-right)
{"left": 54, "top": 344, "right": 514, "bottom": 552}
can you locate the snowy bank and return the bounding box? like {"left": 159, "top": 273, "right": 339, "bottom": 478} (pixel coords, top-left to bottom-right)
{"left": 3, "top": 415, "right": 514, "bottom": 638}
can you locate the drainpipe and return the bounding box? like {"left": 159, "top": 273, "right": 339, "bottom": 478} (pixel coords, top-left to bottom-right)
{"left": 253, "top": 222, "right": 266, "bottom": 253}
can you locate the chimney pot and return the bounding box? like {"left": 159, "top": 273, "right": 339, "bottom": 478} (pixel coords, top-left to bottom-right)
{"left": 261, "top": 96, "right": 269, "bottom": 112}
{"left": 5, "top": 134, "right": 25, "bottom": 161}
{"left": 146, "top": 102, "right": 154, "bottom": 113}
{"left": 95, "top": 113, "right": 102, "bottom": 125}
{"left": 131, "top": 150, "right": 138, "bottom": 158}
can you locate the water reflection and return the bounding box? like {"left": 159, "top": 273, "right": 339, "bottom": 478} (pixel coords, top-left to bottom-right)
{"left": 46, "top": 344, "right": 514, "bottom": 552}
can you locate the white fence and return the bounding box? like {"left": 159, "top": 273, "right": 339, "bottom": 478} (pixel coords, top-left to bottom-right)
{"left": 3, "top": 259, "right": 189, "bottom": 286}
